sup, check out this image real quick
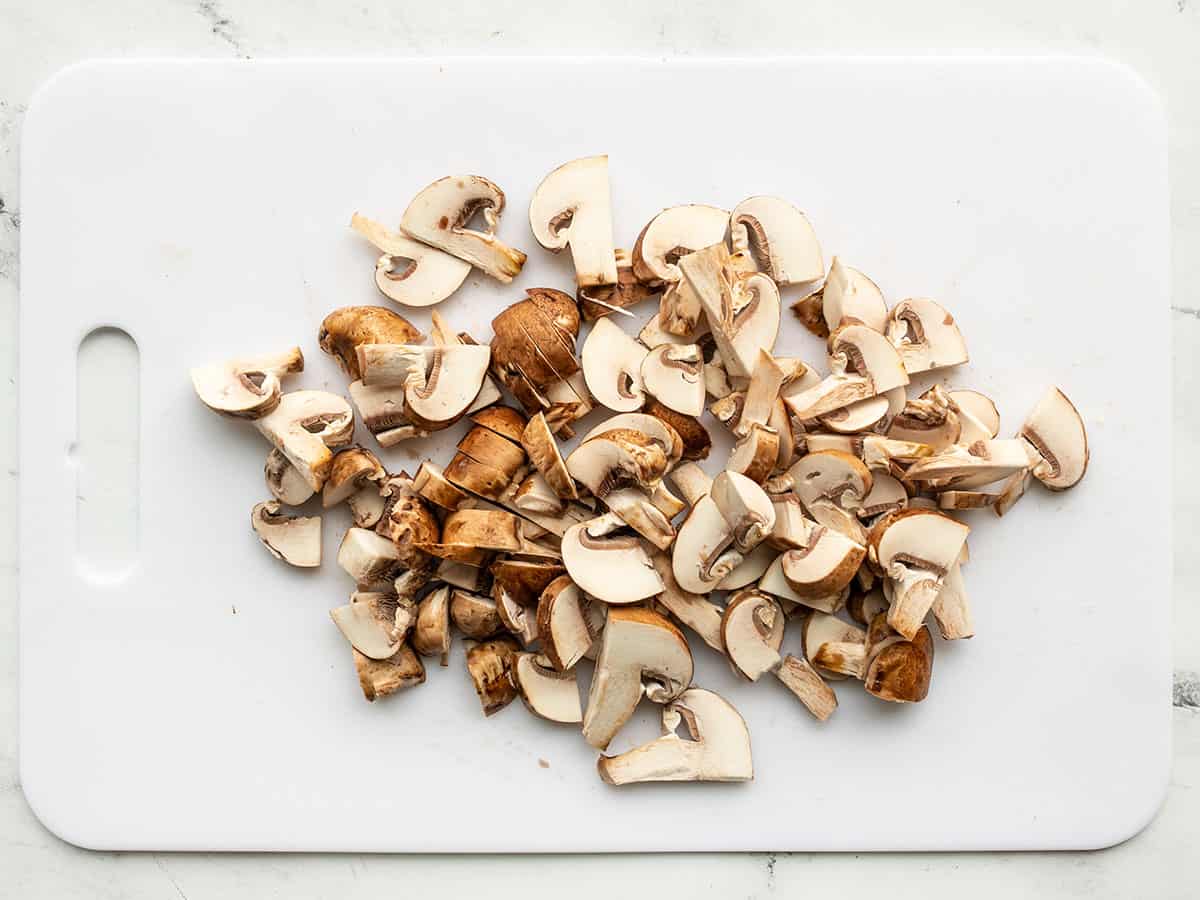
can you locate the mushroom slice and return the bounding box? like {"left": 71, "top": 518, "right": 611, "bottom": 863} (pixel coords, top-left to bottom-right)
{"left": 767, "top": 491, "right": 811, "bottom": 550}
{"left": 330, "top": 592, "right": 410, "bottom": 660}
{"left": 679, "top": 243, "right": 781, "bottom": 379}
{"left": 858, "top": 472, "right": 909, "bottom": 519}
{"left": 784, "top": 325, "right": 909, "bottom": 421}
{"left": 711, "top": 470, "right": 776, "bottom": 554}
{"left": 493, "top": 579, "right": 539, "bottom": 646}
{"left": 848, "top": 588, "right": 890, "bottom": 627}
{"left": 949, "top": 390, "right": 1001, "bottom": 438}
{"left": 863, "top": 614, "right": 934, "bottom": 703}
{"left": 253, "top": 391, "right": 355, "bottom": 492}
{"left": 1020, "top": 386, "right": 1089, "bottom": 490}
{"left": 566, "top": 428, "right": 669, "bottom": 498}
{"left": 582, "top": 317, "right": 648, "bottom": 412}
{"left": 337, "top": 527, "right": 402, "bottom": 585}
{"left": 649, "top": 482, "right": 686, "bottom": 519}
{"left": 904, "top": 439, "right": 1035, "bottom": 485}
{"left": 469, "top": 404, "right": 528, "bottom": 444}
{"left": 529, "top": 155, "right": 617, "bottom": 289}
{"left": 457, "top": 425, "right": 527, "bottom": 480}
{"left": 729, "top": 196, "right": 823, "bottom": 286}
{"left": 669, "top": 460, "right": 712, "bottom": 506}
{"left": 803, "top": 611, "right": 867, "bottom": 680}
{"left": 399, "top": 175, "right": 527, "bottom": 282}
{"left": 579, "top": 248, "right": 660, "bottom": 320}
{"left": 537, "top": 576, "right": 596, "bottom": 671}
{"left": 264, "top": 448, "right": 314, "bottom": 506}
{"left": 401, "top": 345, "right": 492, "bottom": 431}
{"left": 561, "top": 519, "right": 663, "bottom": 605}
{"left": 735, "top": 351, "right": 787, "bottom": 439}
{"left": 437, "top": 558, "right": 484, "bottom": 592}
{"left": 640, "top": 344, "right": 705, "bottom": 416}
{"left": 791, "top": 289, "right": 830, "bottom": 339}
{"left": 465, "top": 637, "right": 521, "bottom": 715}
{"left": 649, "top": 553, "right": 725, "bottom": 653}
{"left": 937, "top": 491, "right": 998, "bottom": 511}
{"left": 820, "top": 394, "right": 889, "bottom": 434}
{"left": 491, "top": 558, "right": 567, "bottom": 606}
{"left": 411, "top": 585, "right": 452, "bottom": 664}
{"left": 638, "top": 310, "right": 709, "bottom": 348}
{"left": 441, "top": 508, "right": 528, "bottom": 553}
{"left": 513, "top": 653, "right": 583, "bottom": 723}
{"left": 602, "top": 489, "right": 676, "bottom": 551}
{"left": 632, "top": 204, "right": 729, "bottom": 287}
{"left": 521, "top": 412, "right": 577, "bottom": 499}
{"left": 350, "top": 212, "right": 470, "bottom": 307}
{"left": 672, "top": 496, "right": 743, "bottom": 594}
{"left": 930, "top": 559, "right": 972, "bottom": 640}
{"left": 886, "top": 298, "right": 968, "bottom": 374}
{"left": 821, "top": 258, "right": 888, "bottom": 333}
{"left": 872, "top": 509, "right": 970, "bottom": 640}
{"left": 717, "top": 543, "right": 776, "bottom": 590}
{"left": 597, "top": 689, "right": 753, "bottom": 785}
{"left": 582, "top": 607, "right": 694, "bottom": 749}
{"left": 319, "top": 306, "right": 423, "bottom": 381}
{"left": 788, "top": 449, "right": 873, "bottom": 542}
{"left": 727, "top": 423, "right": 780, "bottom": 484}
{"left": 887, "top": 386, "right": 961, "bottom": 450}
{"left": 449, "top": 589, "right": 502, "bottom": 639}
{"left": 347, "top": 381, "right": 426, "bottom": 446}
{"left": 993, "top": 468, "right": 1032, "bottom": 518}
{"left": 875, "top": 386, "right": 908, "bottom": 434}
{"left": 250, "top": 501, "right": 321, "bottom": 567}
{"left": 774, "top": 655, "right": 838, "bottom": 721}
{"left": 514, "top": 472, "right": 567, "bottom": 516}
{"left": 323, "top": 447, "right": 387, "bottom": 527}
{"left": 354, "top": 644, "right": 425, "bottom": 701}
{"left": 641, "top": 400, "right": 711, "bottom": 461}
{"left": 579, "top": 413, "right": 684, "bottom": 463}
{"left": 780, "top": 526, "right": 865, "bottom": 599}
{"left": 412, "top": 460, "right": 472, "bottom": 511}
{"left": 191, "top": 347, "right": 304, "bottom": 420}
{"left": 758, "top": 554, "right": 848, "bottom": 615}
{"left": 444, "top": 453, "right": 513, "bottom": 500}
{"left": 721, "top": 590, "right": 785, "bottom": 681}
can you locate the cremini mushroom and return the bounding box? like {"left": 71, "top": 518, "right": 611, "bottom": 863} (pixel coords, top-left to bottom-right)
{"left": 582, "top": 317, "right": 648, "bottom": 412}
{"left": 803, "top": 611, "right": 867, "bottom": 680}
{"left": 191, "top": 347, "right": 304, "bottom": 420}
{"left": 536, "top": 575, "right": 596, "bottom": 671}
{"left": 820, "top": 393, "right": 889, "bottom": 434}
{"left": 729, "top": 195, "right": 823, "bottom": 286}
{"left": 886, "top": 298, "right": 968, "bottom": 374}
{"left": 513, "top": 653, "right": 583, "bottom": 723}
{"left": 566, "top": 428, "right": 669, "bottom": 497}
{"left": 863, "top": 613, "right": 934, "bottom": 703}
{"left": 640, "top": 344, "right": 705, "bottom": 416}
{"left": 602, "top": 488, "right": 677, "bottom": 551}
{"left": 930, "top": 555, "right": 972, "bottom": 640}
{"left": 337, "top": 526, "right": 403, "bottom": 586}
{"left": 780, "top": 525, "right": 865, "bottom": 599}
{"left": 727, "top": 423, "right": 780, "bottom": 484}
{"left": 642, "top": 399, "right": 711, "bottom": 460}
{"left": 251, "top": 501, "right": 321, "bottom": 567}
{"left": 717, "top": 543, "right": 776, "bottom": 590}
{"left": 449, "top": 589, "right": 503, "bottom": 639}
{"left": 323, "top": 447, "right": 387, "bottom": 527}
{"left": 356, "top": 344, "right": 492, "bottom": 432}
{"left": 465, "top": 637, "right": 521, "bottom": 715}
{"left": 264, "top": 448, "right": 314, "bottom": 506}
{"left": 784, "top": 325, "right": 909, "bottom": 421}
{"left": 375, "top": 478, "right": 440, "bottom": 569}
{"left": 672, "top": 495, "right": 743, "bottom": 594}
{"left": 858, "top": 471, "right": 909, "bottom": 520}
{"left": 1020, "top": 386, "right": 1089, "bottom": 490}
{"left": 354, "top": 644, "right": 425, "bottom": 701}
{"left": 597, "top": 689, "right": 753, "bottom": 785}
{"left": 721, "top": 589, "right": 785, "bottom": 681}
{"left": 330, "top": 592, "right": 415, "bottom": 660}
{"left": 870, "top": 509, "right": 970, "bottom": 640}
{"left": 649, "top": 553, "right": 725, "bottom": 653}
{"left": 847, "top": 588, "right": 890, "bottom": 627}
{"left": 411, "top": 585, "right": 452, "bottom": 664}
{"left": 820, "top": 257, "right": 888, "bottom": 333}
{"left": 710, "top": 470, "right": 776, "bottom": 555}
{"left": 521, "top": 412, "right": 577, "bottom": 499}
{"left": 561, "top": 518, "right": 664, "bottom": 605}
{"left": 528, "top": 155, "right": 617, "bottom": 290}
{"left": 400, "top": 175, "right": 527, "bottom": 282}
{"left": 582, "top": 607, "right": 694, "bottom": 749}
{"left": 788, "top": 449, "right": 873, "bottom": 542}
{"left": 350, "top": 212, "right": 470, "bottom": 307}
{"left": 774, "top": 654, "right": 838, "bottom": 721}
{"left": 319, "top": 306, "right": 422, "bottom": 381}
{"left": 254, "top": 391, "right": 355, "bottom": 492}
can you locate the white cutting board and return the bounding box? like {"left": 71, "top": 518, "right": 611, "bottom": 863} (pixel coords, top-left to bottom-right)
{"left": 19, "top": 58, "right": 1170, "bottom": 852}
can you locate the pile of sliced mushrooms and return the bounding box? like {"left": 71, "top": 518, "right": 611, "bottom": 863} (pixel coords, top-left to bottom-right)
{"left": 191, "top": 157, "right": 1089, "bottom": 786}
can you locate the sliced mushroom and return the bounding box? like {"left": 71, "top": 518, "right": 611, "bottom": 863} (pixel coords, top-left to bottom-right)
{"left": 803, "top": 611, "right": 867, "bottom": 680}
{"left": 582, "top": 318, "right": 648, "bottom": 412}
{"left": 669, "top": 460, "right": 712, "bottom": 507}
{"left": 250, "top": 501, "right": 321, "bottom": 567}
{"left": 437, "top": 558, "right": 484, "bottom": 592}
{"left": 949, "top": 390, "right": 1000, "bottom": 438}
{"left": 566, "top": 428, "right": 669, "bottom": 498}
{"left": 820, "top": 257, "right": 888, "bottom": 333}
{"left": 758, "top": 554, "right": 848, "bottom": 615}
{"left": 903, "top": 439, "right": 1035, "bottom": 486}
{"left": 411, "top": 460, "right": 471, "bottom": 511}
{"left": 493, "top": 579, "right": 539, "bottom": 646}
{"left": 491, "top": 558, "right": 567, "bottom": 606}
{"left": 729, "top": 196, "right": 823, "bottom": 286}
{"left": 993, "top": 468, "right": 1032, "bottom": 518}
{"left": 191, "top": 347, "right": 304, "bottom": 420}
{"left": 1020, "top": 386, "right": 1089, "bottom": 490}
{"left": 791, "top": 289, "right": 830, "bottom": 339}
{"left": 399, "top": 175, "right": 526, "bottom": 282}
{"left": 444, "top": 452, "right": 513, "bottom": 500}
{"left": 788, "top": 449, "right": 873, "bottom": 542}
{"left": 536, "top": 576, "right": 596, "bottom": 671}
{"left": 468, "top": 404, "right": 527, "bottom": 443}
{"left": 727, "top": 423, "right": 780, "bottom": 484}
{"left": 863, "top": 613, "right": 934, "bottom": 703}
{"left": 354, "top": 644, "right": 425, "bottom": 701}
{"left": 375, "top": 479, "right": 440, "bottom": 568}
{"left": 721, "top": 590, "right": 785, "bottom": 681}
{"left": 337, "top": 527, "right": 402, "bottom": 586}
{"left": 513, "top": 471, "right": 567, "bottom": 516}
{"left": 648, "top": 553, "right": 724, "bottom": 654}
{"left": 784, "top": 325, "right": 909, "bottom": 421}
{"left": 886, "top": 298, "right": 968, "bottom": 374}
{"left": 264, "top": 448, "right": 314, "bottom": 506}
{"left": 350, "top": 212, "right": 470, "bottom": 307}
{"left": 253, "top": 390, "right": 354, "bottom": 492}
{"left": 767, "top": 491, "right": 810, "bottom": 550}
{"left": 512, "top": 653, "right": 583, "bottom": 723}
{"left": 773, "top": 655, "right": 838, "bottom": 721}
{"left": 819, "top": 393, "right": 889, "bottom": 434}
{"left": 330, "top": 592, "right": 413, "bottom": 660}
{"left": 887, "top": 386, "right": 962, "bottom": 450}
{"left": 640, "top": 344, "right": 705, "bottom": 416}
{"left": 847, "top": 588, "right": 890, "bottom": 627}
{"left": 642, "top": 399, "right": 711, "bottom": 461}
{"left": 579, "top": 248, "right": 660, "bottom": 320}
{"left": 736, "top": 350, "right": 787, "bottom": 439}
{"left": 441, "top": 508, "right": 530, "bottom": 553}
{"left": 457, "top": 425, "right": 527, "bottom": 480}
{"left": 602, "top": 488, "right": 677, "bottom": 551}
{"left": 780, "top": 525, "right": 865, "bottom": 599}
{"left": 930, "top": 557, "right": 972, "bottom": 640}
{"left": 346, "top": 380, "right": 426, "bottom": 446}
{"left": 632, "top": 204, "right": 729, "bottom": 288}
{"left": 871, "top": 509, "right": 970, "bottom": 640}
{"left": 521, "top": 412, "right": 577, "bottom": 499}
{"left": 490, "top": 289, "right": 581, "bottom": 409}
{"left": 411, "top": 585, "right": 452, "bottom": 664}
{"left": 717, "top": 543, "right": 776, "bottom": 590}
{"left": 465, "top": 637, "right": 521, "bottom": 715}
{"left": 579, "top": 413, "right": 684, "bottom": 463}
{"left": 710, "top": 470, "right": 776, "bottom": 554}
{"left": 561, "top": 518, "right": 664, "bottom": 605}
{"left": 936, "top": 490, "right": 997, "bottom": 511}
{"left": 449, "top": 589, "right": 503, "bottom": 639}
{"left": 529, "top": 155, "right": 617, "bottom": 289}
{"left": 582, "top": 607, "right": 694, "bottom": 749}
{"left": 858, "top": 472, "right": 908, "bottom": 519}
{"left": 323, "top": 447, "right": 387, "bottom": 527}
{"left": 597, "top": 688, "right": 753, "bottom": 784}
{"left": 319, "top": 306, "right": 422, "bottom": 381}
{"left": 672, "top": 496, "right": 743, "bottom": 594}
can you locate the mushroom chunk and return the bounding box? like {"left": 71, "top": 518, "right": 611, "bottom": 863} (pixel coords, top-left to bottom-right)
{"left": 330, "top": 592, "right": 414, "bottom": 660}
{"left": 465, "top": 637, "right": 521, "bottom": 716}
{"left": 579, "top": 413, "right": 684, "bottom": 463}
{"left": 819, "top": 394, "right": 889, "bottom": 434}
{"left": 1020, "top": 386, "right": 1089, "bottom": 490}
{"left": 347, "top": 381, "right": 426, "bottom": 447}
{"left": 521, "top": 412, "right": 578, "bottom": 500}
{"left": 597, "top": 689, "right": 753, "bottom": 785}
{"left": 803, "top": 611, "right": 867, "bottom": 680}
{"left": 354, "top": 644, "right": 425, "bottom": 701}
{"left": 903, "top": 439, "right": 1035, "bottom": 486}
{"left": 513, "top": 653, "right": 583, "bottom": 723}
{"left": 729, "top": 195, "right": 823, "bottom": 286}
{"left": 413, "top": 585, "right": 452, "bottom": 665}
{"left": 536, "top": 576, "right": 597, "bottom": 671}
{"left": 528, "top": 155, "right": 618, "bottom": 289}
{"left": 319, "top": 306, "right": 423, "bottom": 381}
{"left": 863, "top": 613, "right": 934, "bottom": 703}
{"left": 887, "top": 386, "right": 962, "bottom": 450}
{"left": 349, "top": 212, "right": 470, "bottom": 307}
{"left": 784, "top": 325, "right": 909, "bottom": 421}
{"left": 640, "top": 344, "right": 705, "bottom": 416}
{"left": 780, "top": 525, "right": 865, "bottom": 599}
{"left": 721, "top": 590, "right": 785, "bottom": 681}
{"left": 337, "top": 527, "right": 402, "bottom": 586}
{"left": 602, "top": 488, "right": 677, "bottom": 551}
{"left": 632, "top": 204, "right": 729, "bottom": 288}
{"left": 774, "top": 655, "right": 838, "bottom": 721}
{"left": 323, "top": 447, "right": 387, "bottom": 527}
{"left": 710, "top": 470, "right": 776, "bottom": 555}
{"left": 758, "top": 553, "right": 848, "bottom": 615}
{"left": 264, "top": 448, "right": 314, "bottom": 506}
{"left": 514, "top": 472, "right": 567, "bottom": 516}
{"left": 886, "top": 298, "right": 968, "bottom": 374}
{"left": 930, "top": 558, "right": 972, "bottom": 640}
{"left": 871, "top": 509, "right": 970, "bottom": 640}
{"left": 401, "top": 345, "right": 492, "bottom": 431}
{"left": 582, "top": 607, "right": 694, "bottom": 749}
{"left": 566, "top": 428, "right": 669, "bottom": 497}
{"left": 642, "top": 400, "right": 711, "bottom": 461}
{"left": 251, "top": 501, "right": 321, "bottom": 567}
{"left": 411, "top": 460, "right": 471, "bottom": 511}
{"left": 726, "top": 424, "right": 780, "bottom": 484}
{"left": 821, "top": 258, "right": 888, "bottom": 333}
{"left": 191, "top": 347, "right": 304, "bottom": 420}
{"left": 399, "top": 175, "right": 527, "bottom": 282}
{"left": 672, "top": 496, "right": 743, "bottom": 594}
{"left": 561, "top": 519, "right": 664, "bottom": 605}
{"left": 582, "top": 318, "right": 648, "bottom": 412}
{"left": 449, "top": 589, "right": 503, "bottom": 639}
{"left": 254, "top": 391, "right": 355, "bottom": 492}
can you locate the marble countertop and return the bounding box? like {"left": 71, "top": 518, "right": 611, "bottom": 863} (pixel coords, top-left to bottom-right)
{"left": 0, "top": 1, "right": 1196, "bottom": 896}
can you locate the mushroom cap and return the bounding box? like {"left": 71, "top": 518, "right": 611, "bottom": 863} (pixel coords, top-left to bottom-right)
{"left": 491, "top": 289, "right": 581, "bottom": 393}
{"left": 582, "top": 607, "right": 694, "bottom": 749}
{"left": 581, "top": 317, "right": 648, "bottom": 412}
{"left": 264, "top": 448, "right": 315, "bottom": 506}
{"left": 788, "top": 450, "right": 874, "bottom": 513}
{"left": 821, "top": 257, "right": 888, "bottom": 333}
{"left": 949, "top": 390, "right": 1001, "bottom": 438}
{"left": 711, "top": 470, "right": 776, "bottom": 554}
{"left": 536, "top": 575, "right": 596, "bottom": 672}
{"left": 465, "top": 637, "right": 521, "bottom": 715}
{"left": 528, "top": 155, "right": 617, "bottom": 289}
{"left": 1021, "top": 386, "right": 1089, "bottom": 490}
{"left": 319, "top": 307, "right": 422, "bottom": 381}
{"left": 191, "top": 347, "right": 304, "bottom": 419}
{"left": 250, "top": 500, "right": 321, "bottom": 567}
{"left": 886, "top": 298, "right": 968, "bottom": 374}
{"left": 402, "top": 345, "right": 492, "bottom": 430}
{"left": 561, "top": 519, "right": 664, "bottom": 605}
{"left": 449, "top": 590, "right": 503, "bottom": 640}
{"left": 780, "top": 525, "right": 865, "bottom": 598}
{"left": 864, "top": 616, "right": 934, "bottom": 703}
{"left": 470, "top": 405, "right": 529, "bottom": 444}
{"left": 566, "top": 428, "right": 669, "bottom": 497}
{"left": 399, "top": 175, "right": 527, "bottom": 282}
{"left": 721, "top": 590, "right": 785, "bottom": 681}
{"left": 253, "top": 391, "right": 355, "bottom": 492}
{"left": 729, "top": 195, "right": 823, "bottom": 287}
{"left": 640, "top": 344, "right": 706, "bottom": 416}
{"left": 632, "top": 204, "right": 729, "bottom": 285}
{"left": 597, "top": 688, "right": 753, "bottom": 784}
{"left": 521, "top": 412, "right": 577, "bottom": 500}
{"left": 513, "top": 653, "right": 583, "bottom": 723}
{"left": 350, "top": 212, "right": 471, "bottom": 308}
{"left": 672, "top": 495, "right": 742, "bottom": 594}
{"left": 641, "top": 400, "right": 711, "bottom": 461}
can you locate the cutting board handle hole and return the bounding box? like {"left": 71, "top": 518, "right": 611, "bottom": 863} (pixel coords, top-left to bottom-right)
{"left": 75, "top": 327, "right": 140, "bottom": 583}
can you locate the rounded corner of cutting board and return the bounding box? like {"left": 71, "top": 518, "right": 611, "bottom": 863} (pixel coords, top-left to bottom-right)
{"left": 18, "top": 754, "right": 113, "bottom": 852}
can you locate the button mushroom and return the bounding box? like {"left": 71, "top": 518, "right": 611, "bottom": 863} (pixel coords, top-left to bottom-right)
{"left": 528, "top": 155, "right": 618, "bottom": 289}
{"left": 886, "top": 298, "right": 968, "bottom": 374}
{"left": 870, "top": 509, "right": 970, "bottom": 640}
{"left": 253, "top": 391, "right": 355, "bottom": 492}
{"left": 729, "top": 195, "right": 823, "bottom": 286}
{"left": 726, "top": 423, "right": 781, "bottom": 484}
{"left": 581, "top": 317, "right": 648, "bottom": 412}
{"left": 640, "top": 344, "right": 705, "bottom": 416}
{"left": 191, "top": 347, "right": 304, "bottom": 419}
{"left": 633, "top": 203, "right": 729, "bottom": 291}
{"left": 672, "top": 495, "right": 743, "bottom": 594}
{"left": 1020, "top": 386, "right": 1089, "bottom": 490}
{"left": 330, "top": 591, "right": 415, "bottom": 660}
{"left": 561, "top": 518, "right": 664, "bottom": 605}
{"left": 820, "top": 257, "right": 888, "bottom": 334}
{"left": 349, "top": 212, "right": 470, "bottom": 307}
{"left": 250, "top": 500, "right": 321, "bottom": 567}
{"left": 536, "top": 575, "right": 597, "bottom": 671}
{"left": 774, "top": 654, "right": 838, "bottom": 721}
{"left": 641, "top": 399, "right": 712, "bottom": 461}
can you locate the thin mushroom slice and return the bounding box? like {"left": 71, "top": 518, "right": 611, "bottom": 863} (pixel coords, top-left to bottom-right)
{"left": 638, "top": 310, "right": 709, "bottom": 348}
{"left": 521, "top": 412, "right": 578, "bottom": 499}
{"left": 251, "top": 501, "right": 321, "bottom": 567}
{"left": 529, "top": 155, "right": 617, "bottom": 289}
{"left": 469, "top": 404, "right": 528, "bottom": 444}
{"left": 253, "top": 391, "right": 355, "bottom": 492}
{"left": 319, "top": 306, "right": 423, "bottom": 381}
{"left": 354, "top": 644, "right": 425, "bottom": 701}
{"left": 582, "top": 318, "right": 648, "bottom": 412}
{"left": 399, "top": 175, "right": 527, "bottom": 282}
{"left": 904, "top": 439, "right": 1035, "bottom": 486}
{"left": 711, "top": 470, "right": 776, "bottom": 554}
{"left": 784, "top": 325, "right": 909, "bottom": 421}
{"left": 937, "top": 491, "right": 998, "bottom": 511}
{"left": 350, "top": 212, "right": 470, "bottom": 307}
{"left": 729, "top": 196, "right": 823, "bottom": 286}
{"left": 579, "top": 412, "right": 684, "bottom": 463}
{"left": 561, "top": 518, "right": 664, "bottom": 605}
{"left": 819, "top": 393, "right": 890, "bottom": 434}
{"left": 949, "top": 390, "right": 1001, "bottom": 438}
{"left": 649, "top": 553, "right": 725, "bottom": 654}
{"left": 848, "top": 588, "right": 890, "bottom": 627}
{"left": 1020, "top": 386, "right": 1089, "bottom": 490}
{"left": 598, "top": 689, "right": 753, "bottom": 785}
{"left": 858, "top": 472, "right": 908, "bottom": 519}
{"left": 930, "top": 558, "right": 972, "bottom": 640}
{"left": 717, "top": 543, "right": 776, "bottom": 590}
{"left": 632, "top": 204, "right": 729, "bottom": 288}
{"left": 536, "top": 576, "right": 596, "bottom": 671}
{"left": 886, "top": 298, "right": 968, "bottom": 374}
{"left": 264, "top": 448, "right": 314, "bottom": 506}
{"left": 465, "top": 637, "right": 521, "bottom": 715}
{"left": 191, "top": 347, "right": 304, "bottom": 420}
{"left": 375, "top": 480, "right": 439, "bottom": 569}
{"left": 602, "top": 488, "right": 676, "bottom": 551}
{"left": 774, "top": 655, "right": 838, "bottom": 721}
{"left": 672, "top": 496, "right": 743, "bottom": 594}
{"left": 413, "top": 586, "right": 452, "bottom": 665}
{"left": 788, "top": 449, "right": 873, "bottom": 538}
{"left": 780, "top": 526, "right": 865, "bottom": 599}
{"left": 871, "top": 509, "right": 970, "bottom": 640}
{"left": 759, "top": 554, "right": 849, "bottom": 615}
{"left": 721, "top": 590, "right": 786, "bottom": 681}
{"left": 640, "top": 344, "right": 705, "bottom": 416}
{"left": 513, "top": 653, "right": 583, "bottom": 723}
{"left": 582, "top": 607, "right": 694, "bottom": 749}
{"left": 821, "top": 258, "right": 888, "bottom": 333}
{"left": 736, "top": 350, "right": 787, "bottom": 439}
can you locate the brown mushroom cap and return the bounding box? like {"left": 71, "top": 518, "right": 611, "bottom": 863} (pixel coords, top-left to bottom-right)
{"left": 464, "top": 637, "right": 521, "bottom": 715}
{"left": 470, "top": 405, "right": 528, "bottom": 444}
{"left": 863, "top": 614, "right": 934, "bottom": 702}
{"left": 641, "top": 399, "right": 711, "bottom": 460}
{"left": 319, "top": 306, "right": 422, "bottom": 381}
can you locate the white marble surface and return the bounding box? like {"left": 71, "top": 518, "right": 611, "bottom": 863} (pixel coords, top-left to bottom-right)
{"left": 0, "top": 0, "right": 1196, "bottom": 896}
